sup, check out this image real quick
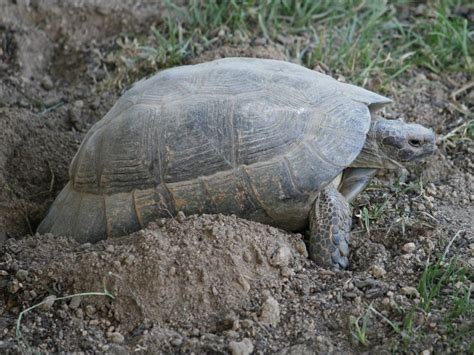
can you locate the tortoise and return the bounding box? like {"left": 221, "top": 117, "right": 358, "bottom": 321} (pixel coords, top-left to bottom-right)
{"left": 38, "top": 58, "right": 436, "bottom": 269}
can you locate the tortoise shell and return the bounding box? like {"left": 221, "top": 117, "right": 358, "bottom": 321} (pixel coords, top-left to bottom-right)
{"left": 38, "top": 58, "right": 391, "bottom": 242}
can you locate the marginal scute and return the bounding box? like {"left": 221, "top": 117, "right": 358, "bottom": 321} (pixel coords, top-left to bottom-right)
{"left": 337, "top": 82, "right": 392, "bottom": 111}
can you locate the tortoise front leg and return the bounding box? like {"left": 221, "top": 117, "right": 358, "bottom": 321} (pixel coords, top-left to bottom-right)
{"left": 308, "top": 182, "right": 351, "bottom": 269}
{"left": 338, "top": 168, "right": 378, "bottom": 203}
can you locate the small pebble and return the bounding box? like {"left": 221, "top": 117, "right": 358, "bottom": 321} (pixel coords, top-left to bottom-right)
{"left": 176, "top": 211, "right": 186, "bottom": 223}
{"left": 85, "top": 304, "right": 97, "bottom": 316}
{"left": 269, "top": 245, "right": 292, "bottom": 267}
{"left": 171, "top": 337, "right": 182, "bottom": 347}
{"left": 280, "top": 266, "right": 293, "bottom": 277}
{"left": 402, "top": 242, "right": 416, "bottom": 253}
{"left": 401, "top": 286, "right": 419, "bottom": 297}
{"left": 15, "top": 269, "right": 28, "bottom": 281}
{"left": 41, "top": 76, "right": 54, "bottom": 90}
{"left": 241, "top": 319, "right": 253, "bottom": 329}
{"left": 295, "top": 239, "right": 308, "bottom": 257}
{"left": 343, "top": 292, "right": 357, "bottom": 299}
{"left": 421, "top": 350, "right": 430, "bottom": 355}
{"left": 229, "top": 338, "right": 254, "bottom": 355}
{"left": 108, "top": 332, "right": 124, "bottom": 344}
{"left": 125, "top": 254, "right": 135, "bottom": 265}
{"left": 225, "top": 330, "right": 239, "bottom": 339}
{"left": 259, "top": 295, "right": 280, "bottom": 326}
{"left": 237, "top": 275, "right": 250, "bottom": 293}
{"left": 69, "top": 295, "right": 82, "bottom": 310}
{"left": 74, "top": 100, "right": 84, "bottom": 109}
{"left": 40, "top": 295, "right": 57, "bottom": 310}
{"left": 371, "top": 265, "right": 386, "bottom": 278}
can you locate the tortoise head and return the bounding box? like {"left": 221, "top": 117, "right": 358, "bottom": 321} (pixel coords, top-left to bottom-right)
{"left": 371, "top": 118, "right": 437, "bottom": 168}
{"left": 353, "top": 118, "right": 437, "bottom": 169}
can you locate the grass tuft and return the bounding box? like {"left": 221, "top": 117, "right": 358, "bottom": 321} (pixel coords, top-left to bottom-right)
{"left": 103, "top": 0, "right": 473, "bottom": 88}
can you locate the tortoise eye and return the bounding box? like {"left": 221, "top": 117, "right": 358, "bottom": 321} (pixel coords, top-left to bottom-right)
{"left": 408, "top": 139, "right": 422, "bottom": 147}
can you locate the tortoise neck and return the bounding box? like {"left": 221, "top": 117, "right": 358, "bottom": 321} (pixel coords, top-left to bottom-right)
{"left": 350, "top": 119, "right": 401, "bottom": 169}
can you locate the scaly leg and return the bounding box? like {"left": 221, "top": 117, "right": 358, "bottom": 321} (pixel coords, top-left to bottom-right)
{"left": 308, "top": 182, "right": 352, "bottom": 269}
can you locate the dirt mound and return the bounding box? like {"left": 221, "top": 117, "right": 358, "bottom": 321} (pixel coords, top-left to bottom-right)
{"left": 1, "top": 214, "right": 310, "bottom": 353}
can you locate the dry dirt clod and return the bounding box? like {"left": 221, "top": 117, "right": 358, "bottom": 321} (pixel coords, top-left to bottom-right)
{"left": 237, "top": 274, "right": 251, "bottom": 293}
{"left": 229, "top": 338, "right": 254, "bottom": 355}
{"left": 40, "top": 295, "right": 57, "bottom": 310}
{"left": 269, "top": 245, "right": 292, "bottom": 267}
{"left": 402, "top": 242, "right": 416, "bottom": 253}
{"left": 176, "top": 211, "right": 186, "bottom": 223}
{"left": 401, "top": 286, "right": 419, "bottom": 297}
{"left": 69, "top": 295, "right": 81, "bottom": 310}
{"left": 371, "top": 265, "right": 387, "bottom": 278}
{"left": 259, "top": 295, "right": 280, "bottom": 326}
{"left": 15, "top": 269, "right": 28, "bottom": 281}
{"left": 85, "top": 304, "right": 97, "bottom": 317}
{"left": 108, "top": 332, "right": 125, "bottom": 344}
{"left": 40, "top": 76, "right": 54, "bottom": 90}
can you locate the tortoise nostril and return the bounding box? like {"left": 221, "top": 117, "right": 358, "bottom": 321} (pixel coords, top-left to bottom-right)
{"left": 408, "top": 138, "right": 422, "bottom": 147}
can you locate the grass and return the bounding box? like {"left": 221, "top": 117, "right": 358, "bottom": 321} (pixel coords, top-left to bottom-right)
{"left": 104, "top": 0, "right": 473, "bottom": 88}
{"left": 364, "top": 235, "right": 473, "bottom": 351}
{"left": 349, "top": 310, "right": 370, "bottom": 346}
{"left": 440, "top": 119, "right": 474, "bottom": 150}
{"left": 355, "top": 175, "right": 430, "bottom": 236}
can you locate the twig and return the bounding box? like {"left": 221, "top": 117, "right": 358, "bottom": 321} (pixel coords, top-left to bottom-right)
{"left": 47, "top": 161, "right": 55, "bottom": 192}
{"left": 451, "top": 81, "right": 474, "bottom": 101}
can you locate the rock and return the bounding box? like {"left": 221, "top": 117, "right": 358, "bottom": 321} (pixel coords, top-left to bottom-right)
{"left": 41, "top": 76, "right": 54, "bottom": 90}
{"left": 421, "top": 350, "right": 430, "bottom": 355}
{"left": 237, "top": 275, "right": 250, "bottom": 293}
{"left": 294, "top": 238, "right": 308, "bottom": 257}
{"left": 401, "top": 286, "right": 419, "bottom": 297}
{"left": 226, "top": 330, "right": 239, "bottom": 339}
{"left": 177, "top": 211, "right": 186, "bottom": 223}
{"left": 69, "top": 295, "right": 82, "bottom": 309}
{"left": 101, "top": 344, "right": 110, "bottom": 351}
{"left": 40, "top": 295, "right": 57, "bottom": 310}
{"left": 259, "top": 295, "right": 280, "bottom": 326}
{"left": 229, "top": 338, "right": 254, "bottom": 355}
{"left": 269, "top": 245, "right": 292, "bottom": 267}
{"left": 280, "top": 266, "right": 293, "bottom": 277}
{"left": 15, "top": 269, "right": 28, "bottom": 281}
{"left": 7, "top": 280, "right": 21, "bottom": 294}
{"left": 171, "top": 337, "right": 183, "bottom": 347}
{"left": 371, "top": 265, "right": 386, "bottom": 278}
{"left": 108, "top": 332, "right": 125, "bottom": 344}
{"left": 107, "top": 344, "right": 128, "bottom": 355}
{"left": 73, "top": 100, "right": 84, "bottom": 109}
{"left": 85, "top": 304, "right": 97, "bottom": 316}
{"left": 401, "top": 242, "right": 416, "bottom": 253}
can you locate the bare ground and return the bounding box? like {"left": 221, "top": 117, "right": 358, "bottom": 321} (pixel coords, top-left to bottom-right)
{"left": 0, "top": 1, "right": 472, "bottom": 354}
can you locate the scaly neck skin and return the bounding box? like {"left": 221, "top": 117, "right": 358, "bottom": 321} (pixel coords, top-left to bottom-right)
{"left": 350, "top": 121, "right": 402, "bottom": 170}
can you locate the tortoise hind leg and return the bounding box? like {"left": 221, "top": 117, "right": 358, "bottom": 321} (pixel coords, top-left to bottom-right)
{"left": 308, "top": 182, "right": 351, "bottom": 269}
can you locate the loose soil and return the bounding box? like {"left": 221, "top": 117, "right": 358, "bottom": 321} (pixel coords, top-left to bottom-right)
{"left": 0, "top": 1, "right": 472, "bottom": 354}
